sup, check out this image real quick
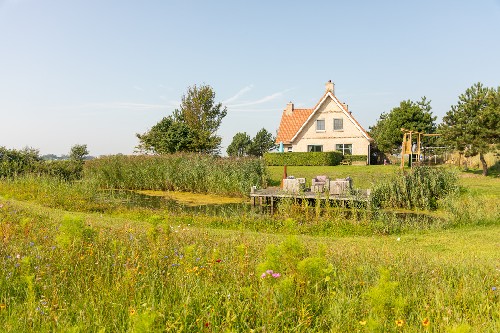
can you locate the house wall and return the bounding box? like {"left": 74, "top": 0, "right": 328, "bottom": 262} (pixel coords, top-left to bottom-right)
{"left": 291, "top": 96, "right": 370, "bottom": 157}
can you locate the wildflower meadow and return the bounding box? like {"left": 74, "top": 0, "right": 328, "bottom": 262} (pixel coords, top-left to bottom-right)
{"left": 0, "top": 164, "right": 499, "bottom": 332}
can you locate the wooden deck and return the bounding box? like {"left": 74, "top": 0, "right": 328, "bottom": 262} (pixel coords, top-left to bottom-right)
{"left": 250, "top": 187, "right": 370, "bottom": 214}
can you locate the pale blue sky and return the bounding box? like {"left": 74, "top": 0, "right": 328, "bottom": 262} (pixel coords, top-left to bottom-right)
{"left": 1, "top": 0, "right": 499, "bottom": 156}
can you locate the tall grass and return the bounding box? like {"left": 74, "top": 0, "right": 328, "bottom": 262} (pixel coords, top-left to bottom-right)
{"left": 370, "top": 167, "right": 459, "bottom": 210}
{"left": 0, "top": 201, "right": 498, "bottom": 332}
{"left": 84, "top": 154, "right": 267, "bottom": 197}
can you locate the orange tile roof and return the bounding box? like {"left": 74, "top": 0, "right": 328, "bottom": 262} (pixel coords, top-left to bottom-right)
{"left": 275, "top": 91, "right": 373, "bottom": 143}
{"left": 276, "top": 108, "right": 313, "bottom": 143}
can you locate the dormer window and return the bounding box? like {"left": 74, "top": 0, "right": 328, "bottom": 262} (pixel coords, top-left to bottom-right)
{"left": 316, "top": 119, "right": 325, "bottom": 131}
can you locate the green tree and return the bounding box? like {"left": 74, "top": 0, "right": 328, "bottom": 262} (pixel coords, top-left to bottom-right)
{"left": 226, "top": 132, "right": 251, "bottom": 157}
{"left": 440, "top": 82, "right": 500, "bottom": 176}
{"left": 369, "top": 97, "right": 437, "bottom": 158}
{"left": 173, "top": 84, "right": 227, "bottom": 154}
{"left": 69, "top": 144, "right": 89, "bottom": 162}
{"left": 136, "top": 116, "right": 194, "bottom": 154}
{"left": 247, "top": 128, "right": 276, "bottom": 157}
{"left": 137, "top": 84, "right": 227, "bottom": 155}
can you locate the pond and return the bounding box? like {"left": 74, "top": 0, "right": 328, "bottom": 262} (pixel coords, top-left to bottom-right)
{"left": 96, "top": 190, "right": 442, "bottom": 227}
{"left": 97, "top": 190, "right": 254, "bottom": 215}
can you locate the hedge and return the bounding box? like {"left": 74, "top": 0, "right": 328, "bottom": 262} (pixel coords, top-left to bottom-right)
{"left": 342, "top": 155, "right": 368, "bottom": 162}
{"left": 264, "top": 152, "right": 343, "bottom": 166}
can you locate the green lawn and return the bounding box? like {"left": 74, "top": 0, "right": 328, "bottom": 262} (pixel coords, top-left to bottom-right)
{"left": 267, "top": 165, "right": 400, "bottom": 189}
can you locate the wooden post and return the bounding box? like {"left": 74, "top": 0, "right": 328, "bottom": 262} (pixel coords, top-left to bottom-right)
{"left": 281, "top": 165, "right": 287, "bottom": 188}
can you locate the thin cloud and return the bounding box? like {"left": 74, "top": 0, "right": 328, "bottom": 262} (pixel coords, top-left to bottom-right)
{"left": 226, "top": 88, "right": 292, "bottom": 108}
{"left": 222, "top": 84, "right": 254, "bottom": 104}
{"left": 228, "top": 108, "right": 280, "bottom": 113}
{"left": 133, "top": 85, "right": 144, "bottom": 92}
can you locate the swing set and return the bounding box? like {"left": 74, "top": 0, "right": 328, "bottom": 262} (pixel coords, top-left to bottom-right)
{"left": 400, "top": 129, "right": 441, "bottom": 169}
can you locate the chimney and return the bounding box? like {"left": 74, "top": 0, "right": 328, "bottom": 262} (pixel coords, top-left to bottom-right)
{"left": 325, "top": 80, "right": 335, "bottom": 94}
{"left": 285, "top": 101, "right": 294, "bottom": 115}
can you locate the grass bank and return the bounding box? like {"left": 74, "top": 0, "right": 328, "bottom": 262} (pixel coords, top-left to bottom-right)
{"left": 0, "top": 198, "right": 498, "bottom": 332}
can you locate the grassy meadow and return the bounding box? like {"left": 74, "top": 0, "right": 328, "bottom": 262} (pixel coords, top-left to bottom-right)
{"left": 0, "top": 163, "right": 499, "bottom": 332}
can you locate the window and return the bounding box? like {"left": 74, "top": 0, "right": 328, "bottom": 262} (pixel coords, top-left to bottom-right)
{"left": 308, "top": 145, "right": 323, "bottom": 152}
{"left": 287, "top": 147, "right": 293, "bottom": 152}
{"left": 316, "top": 119, "right": 325, "bottom": 131}
{"left": 333, "top": 118, "right": 343, "bottom": 131}
{"left": 335, "top": 144, "right": 352, "bottom": 155}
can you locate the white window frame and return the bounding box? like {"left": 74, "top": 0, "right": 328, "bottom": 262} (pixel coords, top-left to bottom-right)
{"left": 316, "top": 119, "right": 325, "bottom": 132}
{"left": 335, "top": 143, "right": 352, "bottom": 155}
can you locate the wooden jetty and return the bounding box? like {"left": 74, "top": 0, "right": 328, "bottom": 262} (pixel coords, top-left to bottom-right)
{"left": 250, "top": 187, "right": 370, "bottom": 214}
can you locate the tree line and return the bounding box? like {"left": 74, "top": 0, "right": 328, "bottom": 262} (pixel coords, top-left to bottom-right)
{"left": 369, "top": 82, "right": 499, "bottom": 176}
{"left": 0, "top": 144, "right": 89, "bottom": 180}
{"left": 135, "top": 82, "right": 500, "bottom": 176}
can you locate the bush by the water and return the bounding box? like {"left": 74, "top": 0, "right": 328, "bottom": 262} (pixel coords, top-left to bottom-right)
{"left": 264, "top": 151, "right": 343, "bottom": 166}
{"left": 0, "top": 147, "right": 41, "bottom": 178}
{"left": 370, "top": 167, "right": 458, "bottom": 210}
{"left": 84, "top": 154, "right": 267, "bottom": 196}
{"left": 0, "top": 147, "right": 84, "bottom": 180}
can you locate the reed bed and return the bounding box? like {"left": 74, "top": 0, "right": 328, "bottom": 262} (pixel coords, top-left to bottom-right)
{"left": 370, "top": 167, "right": 459, "bottom": 210}
{"left": 84, "top": 154, "right": 267, "bottom": 197}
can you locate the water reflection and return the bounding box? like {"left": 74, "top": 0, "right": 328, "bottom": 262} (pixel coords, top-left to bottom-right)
{"left": 98, "top": 190, "right": 439, "bottom": 225}
{"left": 98, "top": 190, "right": 252, "bottom": 215}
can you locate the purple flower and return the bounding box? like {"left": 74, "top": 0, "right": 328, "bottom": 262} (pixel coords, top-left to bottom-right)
{"left": 266, "top": 270, "right": 274, "bottom": 275}
{"left": 261, "top": 272, "right": 267, "bottom": 278}
{"left": 492, "top": 287, "right": 497, "bottom": 291}
{"left": 272, "top": 273, "right": 281, "bottom": 278}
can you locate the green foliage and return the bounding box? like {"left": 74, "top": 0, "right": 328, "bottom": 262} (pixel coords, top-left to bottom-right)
{"left": 440, "top": 82, "right": 500, "bottom": 176}
{"left": 69, "top": 144, "right": 89, "bottom": 162}
{"left": 173, "top": 84, "right": 227, "bottom": 154}
{"left": 264, "top": 151, "right": 343, "bottom": 166}
{"left": 0, "top": 146, "right": 41, "bottom": 178}
{"left": 371, "top": 167, "right": 459, "bottom": 210}
{"left": 364, "top": 268, "right": 406, "bottom": 331}
{"left": 84, "top": 154, "right": 267, "bottom": 196}
{"left": 369, "top": 97, "right": 437, "bottom": 155}
{"left": 136, "top": 117, "right": 194, "bottom": 154}
{"left": 227, "top": 128, "right": 276, "bottom": 157}
{"left": 247, "top": 128, "right": 276, "bottom": 157}
{"left": 0, "top": 146, "right": 86, "bottom": 180}
{"left": 38, "top": 160, "right": 84, "bottom": 181}
{"left": 55, "top": 215, "right": 85, "bottom": 248}
{"left": 226, "top": 132, "right": 251, "bottom": 157}
{"left": 342, "top": 155, "right": 368, "bottom": 162}
{"left": 137, "top": 84, "right": 227, "bottom": 155}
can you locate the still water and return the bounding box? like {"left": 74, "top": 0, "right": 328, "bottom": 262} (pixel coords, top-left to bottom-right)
{"left": 97, "top": 190, "right": 439, "bottom": 225}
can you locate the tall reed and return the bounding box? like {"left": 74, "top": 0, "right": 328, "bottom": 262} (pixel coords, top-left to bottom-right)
{"left": 370, "top": 167, "right": 458, "bottom": 210}
{"left": 84, "top": 154, "right": 267, "bottom": 196}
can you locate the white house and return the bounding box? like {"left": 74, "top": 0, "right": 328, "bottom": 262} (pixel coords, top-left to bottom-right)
{"left": 276, "top": 81, "right": 373, "bottom": 163}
